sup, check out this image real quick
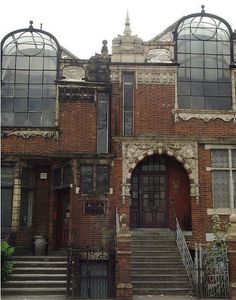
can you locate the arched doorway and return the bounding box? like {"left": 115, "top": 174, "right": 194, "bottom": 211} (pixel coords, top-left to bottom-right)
{"left": 130, "top": 154, "right": 191, "bottom": 230}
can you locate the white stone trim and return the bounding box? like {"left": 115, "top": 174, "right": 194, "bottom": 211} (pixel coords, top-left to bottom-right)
{"left": 205, "top": 144, "right": 236, "bottom": 150}
{"left": 173, "top": 110, "right": 236, "bottom": 123}
{"left": 207, "top": 208, "right": 236, "bottom": 215}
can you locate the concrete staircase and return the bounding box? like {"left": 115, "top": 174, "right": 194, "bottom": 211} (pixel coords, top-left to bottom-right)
{"left": 131, "top": 228, "right": 193, "bottom": 296}
{"left": 1, "top": 255, "right": 67, "bottom": 296}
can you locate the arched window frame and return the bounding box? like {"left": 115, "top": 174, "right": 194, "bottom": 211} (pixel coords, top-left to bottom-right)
{"left": 1, "top": 23, "right": 61, "bottom": 128}
{"left": 174, "top": 11, "right": 235, "bottom": 112}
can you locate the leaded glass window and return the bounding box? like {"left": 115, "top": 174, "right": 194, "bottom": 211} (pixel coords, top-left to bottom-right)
{"left": 123, "top": 73, "right": 134, "bottom": 135}
{"left": 211, "top": 149, "right": 236, "bottom": 208}
{"left": 176, "top": 14, "right": 232, "bottom": 110}
{"left": 80, "top": 165, "right": 109, "bottom": 193}
{"left": 97, "top": 93, "right": 109, "bottom": 153}
{"left": 1, "top": 24, "right": 60, "bottom": 127}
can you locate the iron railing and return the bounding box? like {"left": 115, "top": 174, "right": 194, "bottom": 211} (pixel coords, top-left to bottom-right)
{"left": 1, "top": 226, "right": 17, "bottom": 247}
{"left": 66, "top": 246, "right": 116, "bottom": 299}
{"left": 173, "top": 211, "right": 194, "bottom": 289}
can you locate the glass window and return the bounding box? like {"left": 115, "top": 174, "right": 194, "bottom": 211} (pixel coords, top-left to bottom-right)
{"left": 1, "top": 26, "right": 59, "bottom": 127}
{"left": 123, "top": 73, "right": 134, "bottom": 136}
{"left": 53, "top": 166, "right": 71, "bottom": 188}
{"left": 97, "top": 93, "right": 109, "bottom": 154}
{"left": 80, "top": 165, "right": 109, "bottom": 193}
{"left": 211, "top": 149, "right": 236, "bottom": 209}
{"left": 1, "top": 165, "right": 14, "bottom": 228}
{"left": 176, "top": 14, "right": 232, "bottom": 110}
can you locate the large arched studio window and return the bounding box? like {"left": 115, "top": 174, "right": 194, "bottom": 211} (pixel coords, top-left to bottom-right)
{"left": 175, "top": 9, "right": 233, "bottom": 110}
{"left": 1, "top": 22, "right": 61, "bottom": 127}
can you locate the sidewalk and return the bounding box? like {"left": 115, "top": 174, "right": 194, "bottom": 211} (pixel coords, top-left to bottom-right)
{"left": 0, "top": 296, "right": 230, "bottom": 300}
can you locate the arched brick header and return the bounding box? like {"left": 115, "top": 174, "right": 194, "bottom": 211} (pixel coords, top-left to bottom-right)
{"left": 122, "top": 141, "right": 199, "bottom": 200}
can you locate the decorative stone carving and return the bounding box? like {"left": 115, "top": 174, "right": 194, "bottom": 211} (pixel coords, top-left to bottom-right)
{"left": 62, "top": 66, "right": 85, "bottom": 81}
{"left": 147, "top": 48, "right": 172, "bottom": 63}
{"left": 1, "top": 129, "right": 60, "bottom": 140}
{"left": 137, "top": 71, "right": 175, "bottom": 84}
{"left": 122, "top": 140, "right": 198, "bottom": 198}
{"left": 173, "top": 110, "right": 236, "bottom": 123}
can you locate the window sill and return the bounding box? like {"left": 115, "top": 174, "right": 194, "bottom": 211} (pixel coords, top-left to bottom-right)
{"left": 173, "top": 109, "right": 236, "bottom": 123}
{"left": 207, "top": 208, "right": 236, "bottom": 215}
{"left": 1, "top": 127, "right": 61, "bottom": 140}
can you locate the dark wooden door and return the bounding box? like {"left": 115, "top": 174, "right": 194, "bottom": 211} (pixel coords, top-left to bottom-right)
{"left": 57, "top": 190, "right": 70, "bottom": 248}
{"left": 140, "top": 174, "right": 167, "bottom": 227}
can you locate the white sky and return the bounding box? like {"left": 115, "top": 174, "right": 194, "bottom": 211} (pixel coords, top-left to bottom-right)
{"left": 0, "top": 0, "right": 235, "bottom": 59}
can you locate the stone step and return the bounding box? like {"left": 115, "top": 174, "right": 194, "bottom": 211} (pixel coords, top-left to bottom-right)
{"left": 132, "top": 280, "right": 191, "bottom": 289}
{"left": 133, "top": 287, "right": 192, "bottom": 296}
{"left": 131, "top": 250, "right": 180, "bottom": 256}
{"left": 131, "top": 274, "right": 189, "bottom": 281}
{"left": 131, "top": 261, "right": 183, "bottom": 268}
{"left": 131, "top": 241, "right": 177, "bottom": 246}
{"left": 131, "top": 256, "right": 182, "bottom": 262}
{"left": 12, "top": 261, "right": 67, "bottom": 268}
{"left": 13, "top": 255, "right": 67, "bottom": 261}
{"left": 1, "top": 287, "right": 66, "bottom": 296}
{"left": 131, "top": 267, "right": 187, "bottom": 274}
{"left": 9, "top": 273, "right": 67, "bottom": 280}
{"left": 3, "top": 280, "right": 67, "bottom": 288}
{"left": 13, "top": 267, "right": 67, "bottom": 274}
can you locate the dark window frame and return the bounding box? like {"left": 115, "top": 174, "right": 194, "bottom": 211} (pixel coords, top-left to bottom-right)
{"left": 80, "top": 165, "right": 109, "bottom": 194}
{"left": 123, "top": 73, "right": 134, "bottom": 136}
{"left": 174, "top": 12, "right": 233, "bottom": 111}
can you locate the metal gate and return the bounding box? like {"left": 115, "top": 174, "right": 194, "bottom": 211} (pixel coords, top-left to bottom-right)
{"left": 66, "top": 246, "right": 115, "bottom": 299}
{"left": 194, "top": 244, "right": 229, "bottom": 298}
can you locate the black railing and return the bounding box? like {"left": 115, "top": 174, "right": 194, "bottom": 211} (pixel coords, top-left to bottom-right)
{"left": 1, "top": 227, "right": 17, "bottom": 247}
{"left": 66, "top": 246, "right": 116, "bottom": 299}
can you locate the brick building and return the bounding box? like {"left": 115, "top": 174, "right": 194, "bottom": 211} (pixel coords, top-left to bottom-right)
{"left": 1, "top": 6, "right": 236, "bottom": 297}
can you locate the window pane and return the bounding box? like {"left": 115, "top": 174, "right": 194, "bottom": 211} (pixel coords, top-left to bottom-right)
{"left": 1, "top": 98, "right": 14, "bottom": 112}
{"left": 204, "top": 55, "right": 217, "bottom": 68}
{"left": 43, "top": 85, "right": 56, "bottom": 98}
{"left": 178, "top": 68, "right": 190, "bottom": 80}
{"left": 21, "top": 167, "right": 34, "bottom": 187}
{"left": 43, "top": 71, "right": 57, "bottom": 84}
{"left": 178, "top": 82, "right": 190, "bottom": 95}
{"left": 29, "top": 71, "right": 43, "bottom": 83}
{"left": 81, "top": 166, "right": 93, "bottom": 193}
{"left": 29, "top": 85, "right": 43, "bottom": 98}
{"left": 218, "top": 97, "right": 232, "bottom": 110}
{"left": 212, "top": 171, "right": 230, "bottom": 208}
{"left": 204, "top": 41, "right": 217, "bottom": 54}
{"left": 14, "top": 113, "right": 28, "bottom": 126}
{"left": 15, "top": 84, "right": 28, "bottom": 97}
{"left": 192, "top": 96, "right": 205, "bottom": 109}
{"left": 42, "top": 112, "right": 55, "bottom": 126}
{"left": 97, "top": 103, "right": 108, "bottom": 130}
{"left": 178, "top": 96, "right": 191, "bottom": 109}
{"left": 30, "top": 57, "right": 43, "bottom": 69}
{"left": 2, "top": 84, "right": 14, "bottom": 97}
{"left": 14, "top": 99, "right": 28, "bottom": 112}
{"left": 205, "top": 69, "right": 217, "bottom": 81}
{"left": 233, "top": 171, "right": 236, "bottom": 208}
{"left": 1, "top": 166, "right": 14, "bottom": 186}
{"left": 42, "top": 100, "right": 55, "bottom": 112}
{"left": 54, "top": 168, "right": 61, "bottom": 187}
{"left": 191, "top": 40, "right": 203, "bottom": 53}
{"left": 28, "top": 113, "right": 42, "bottom": 127}
{"left": 205, "top": 97, "right": 219, "bottom": 110}
{"left": 191, "top": 82, "right": 204, "bottom": 96}
{"left": 123, "top": 74, "right": 134, "bottom": 83}
{"left": 1, "top": 113, "right": 14, "bottom": 126}
{"left": 211, "top": 150, "right": 229, "bottom": 168}
{"left": 15, "top": 70, "right": 29, "bottom": 83}
{"left": 29, "top": 99, "right": 42, "bottom": 112}
{"left": 191, "top": 68, "right": 203, "bottom": 81}
{"left": 20, "top": 189, "right": 33, "bottom": 228}
{"left": 218, "top": 83, "right": 231, "bottom": 96}
{"left": 205, "top": 83, "right": 218, "bottom": 96}
{"left": 1, "top": 188, "right": 13, "bottom": 227}
{"left": 232, "top": 150, "right": 236, "bottom": 168}
{"left": 191, "top": 54, "right": 203, "bottom": 67}
{"left": 16, "top": 56, "right": 29, "bottom": 69}
{"left": 63, "top": 166, "right": 71, "bottom": 186}
{"left": 96, "top": 166, "right": 109, "bottom": 193}
{"left": 124, "top": 111, "right": 133, "bottom": 135}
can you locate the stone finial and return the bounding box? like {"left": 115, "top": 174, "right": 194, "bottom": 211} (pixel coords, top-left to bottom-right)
{"left": 201, "top": 4, "right": 205, "bottom": 13}
{"left": 29, "top": 20, "right": 33, "bottom": 30}
{"left": 101, "top": 40, "right": 108, "bottom": 55}
{"left": 227, "top": 214, "right": 236, "bottom": 241}
{"left": 124, "top": 11, "right": 131, "bottom": 36}
{"left": 118, "top": 214, "right": 130, "bottom": 234}
{"left": 40, "top": 23, "right": 43, "bottom": 30}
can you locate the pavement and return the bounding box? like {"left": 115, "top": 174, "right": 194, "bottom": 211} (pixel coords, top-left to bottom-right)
{"left": 0, "top": 296, "right": 230, "bottom": 300}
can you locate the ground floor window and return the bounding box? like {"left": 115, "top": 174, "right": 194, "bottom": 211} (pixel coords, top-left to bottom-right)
{"left": 211, "top": 149, "right": 236, "bottom": 208}
{"left": 1, "top": 164, "right": 14, "bottom": 229}
{"left": 80, "top": 165, "right": 109, "bottom": 193}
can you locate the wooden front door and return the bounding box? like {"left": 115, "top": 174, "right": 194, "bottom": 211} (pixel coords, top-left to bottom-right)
{"left": 57, "top": 190, "right": 70, "bottom": 248}
{"left": 140, "top": 174, "right": 167, "bottom": 227}
{"left": 130, "top": 155, "right": 168, "bottom": 228}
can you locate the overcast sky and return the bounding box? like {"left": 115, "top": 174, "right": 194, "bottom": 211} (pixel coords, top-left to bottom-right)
{"left": 0, "top": 0, "right": 235, "bottom": 59}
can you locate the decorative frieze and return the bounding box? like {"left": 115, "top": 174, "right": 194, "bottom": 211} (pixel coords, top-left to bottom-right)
{"left": 1, "top": 129, "right": 60, "bottom": 140}
{"left": 173, "top": 110, "right": 236, "bottom": 123}
{"left": 122, "top": 140, "right": 199, "bottom": 199}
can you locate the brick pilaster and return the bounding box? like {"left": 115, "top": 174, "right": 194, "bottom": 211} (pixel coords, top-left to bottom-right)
{"left": 227, "top": 214, "right": 236, "bottom": 300}
{"left": 116, "top": 216, "right": 133, "bottom": 300}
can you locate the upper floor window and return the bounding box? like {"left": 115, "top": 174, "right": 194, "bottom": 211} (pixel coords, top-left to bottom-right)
{"left": 211, "top": 149, "right": 236, "bottom": 208}
{"left": 1, "top": 22, "right": 60, "bottom": 127}
{"left": 123, "top": 73, "right": 134, "bottom": 136}
{"left": 176, "top": 12, "right": 233, "bottom": 110}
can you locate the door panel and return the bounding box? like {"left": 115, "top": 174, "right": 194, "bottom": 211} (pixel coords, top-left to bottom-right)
{"left": 57, "top": 190, "right": 70, "bottom": 248}
{"left": 140, "top": 174, "right": 167, "bottom": 228}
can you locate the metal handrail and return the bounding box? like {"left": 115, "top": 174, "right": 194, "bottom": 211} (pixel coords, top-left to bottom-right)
{"left": 116, "top": 208, "right": 120, "bottom": 235}
{"left": 172, "top": 209, "right": 194, "bottom": 289}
